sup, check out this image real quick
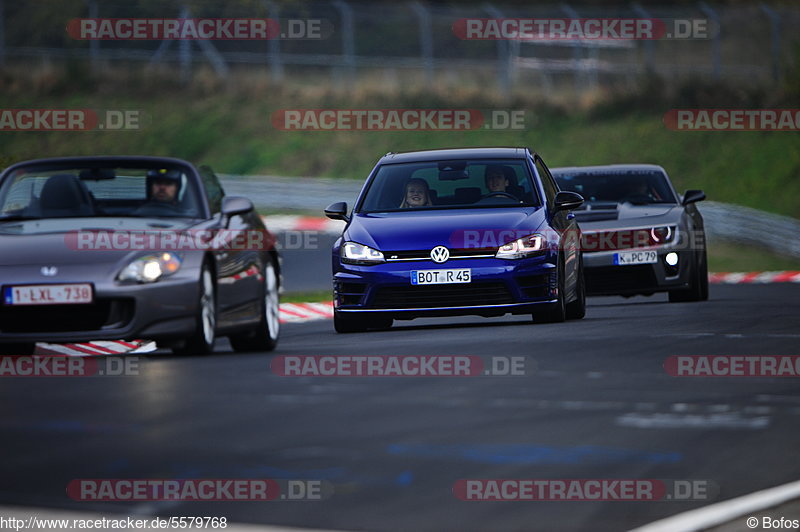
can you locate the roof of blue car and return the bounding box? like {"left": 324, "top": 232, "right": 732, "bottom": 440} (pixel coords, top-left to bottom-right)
{"left": 380, "top": 147, "right": 529, "bottom": 163}
{"left": 550, "top": 164, "right": 666, "bottom": 174}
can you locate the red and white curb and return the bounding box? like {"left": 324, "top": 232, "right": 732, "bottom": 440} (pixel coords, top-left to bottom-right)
{"left": 709, "top": 271, "right": 800, "bottom": 284}
{"left": 280, "top": 301, "right": 334, "bottom": 323}
{"left": 35, "top": 340, "right": 157, "bottom": 356}
{"left": 261, "top": 215, "right": 344, "bottom": 235}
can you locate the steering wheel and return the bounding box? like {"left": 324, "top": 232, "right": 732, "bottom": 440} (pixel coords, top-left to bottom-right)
{"left": 483, "top": 191, "right": 518, "bottom": 200}
{"left": 621, "top": 193, "right": 653, "bottom": 205}
{"left": 134, "top": 202, "right": 183, "bottom": 216}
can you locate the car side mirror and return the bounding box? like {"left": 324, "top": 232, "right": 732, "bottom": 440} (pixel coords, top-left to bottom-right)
{"left": 221, "top": 196, "right": 254, "bottom": 217}
{"left": 554, "top": 191, "right": 584, "bottom": 211}
{"left": 325, "top": 201, "right": 350, "bottom": 222}
{"left": 682, "top": 189, "right": 706, "bottom": 205}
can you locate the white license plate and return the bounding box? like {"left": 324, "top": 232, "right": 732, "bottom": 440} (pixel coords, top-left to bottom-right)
{"left": 4, "top": 284, "right": 94, "bottom": 305}
{"left": 411, "top": 269, "right": 471, "bottom": 285}
{"left": 614, "top": 251, "right": 657, "bottom": 265}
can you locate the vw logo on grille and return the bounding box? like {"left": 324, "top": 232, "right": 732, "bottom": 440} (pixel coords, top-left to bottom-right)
{"left": 430, "top": 246, "right": 450, "bottom": 263}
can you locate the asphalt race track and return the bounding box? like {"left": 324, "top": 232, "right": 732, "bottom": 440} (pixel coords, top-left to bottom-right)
{"left": 2, "top": 283, "right": 799, "bottom": 531}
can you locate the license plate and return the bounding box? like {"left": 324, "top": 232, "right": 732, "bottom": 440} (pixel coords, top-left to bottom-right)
{"left": 411, "top": 269, "right": 471, "bottom": 285}
{"left": 4, "top": 284, "right": 94, "bottom": 305}
{"left": 614, "top": 251, "right": 657, "bottom": 265}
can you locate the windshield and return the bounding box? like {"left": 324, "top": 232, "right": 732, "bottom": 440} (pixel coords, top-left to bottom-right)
{"left": 0, "top": 164, "right": 205, "bottom": 220}
{"left": 358, "top": 159, "right": 541, "bottom": 213}
{"left": 554, "top": 170, "right": 678, "bottom": 205}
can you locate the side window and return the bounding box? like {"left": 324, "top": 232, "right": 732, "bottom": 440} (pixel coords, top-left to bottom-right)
{"left": 198, "top": 165, "right": 224, "bottom": 214}
{"left": 534, "top": 156, "right": 558, "bottom": 206}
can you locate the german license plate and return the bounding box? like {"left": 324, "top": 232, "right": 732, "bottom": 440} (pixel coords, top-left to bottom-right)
{"left": 614, "top": 251, "right": 657, "bottom": 265}
{"left": 411, "top": 269, "right": 471, "bottom": 285}
{"left": 4, "top": 284, "right": 94, "bottom": 305}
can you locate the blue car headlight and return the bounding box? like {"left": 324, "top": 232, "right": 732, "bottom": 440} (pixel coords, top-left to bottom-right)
{"left": 341, "top": 242, "right": 385, "bottom": 265}
{"left": 495, "top": 234, "right": 546, "bottom": 259}
{"left": 118, "top": 252, "right": 183, "bottom": 283}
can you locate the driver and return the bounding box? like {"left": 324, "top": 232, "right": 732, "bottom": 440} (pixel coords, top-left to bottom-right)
{"left": 485, "top": 165, "right": 510, "bottom": 193}
{"left": 146, "top": 169, "right": 181, "bottom": 204}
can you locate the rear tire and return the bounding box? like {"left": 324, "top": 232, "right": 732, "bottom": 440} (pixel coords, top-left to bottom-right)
{"left": 669, "top": 249, "right": 709, "bottom": 303}
{"left": 173, "top": 264, "right": 216, "bottom": 355}
{"left": 230, "top": 259, "right": 280, "bottom": 352}
{"left": 533, "top": 257, "right": 566, "bottom": 324}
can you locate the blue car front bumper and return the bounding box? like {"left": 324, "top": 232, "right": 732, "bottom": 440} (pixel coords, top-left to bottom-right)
{"left": 333, "top": 255, "right": 558, "bottom": 319}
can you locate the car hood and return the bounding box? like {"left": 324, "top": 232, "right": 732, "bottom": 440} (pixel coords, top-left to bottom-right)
{"left": 0, "top": 217, "right": 206, "bottom": 266}
{"left": 574, "top": 204, "right": 684, "bottom": 231}
{"left": 345, "top": 208, "right": 546, "bottom": 251}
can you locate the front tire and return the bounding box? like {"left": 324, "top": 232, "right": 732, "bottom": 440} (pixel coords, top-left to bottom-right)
{"left": 173, "top": 264, "right": 217, "bottom": 355}
{"left": 565, "top": 254, "right": 586, "bottom": 320}
{"left": 230, "top": 260, "right": 280, "bottom": 352}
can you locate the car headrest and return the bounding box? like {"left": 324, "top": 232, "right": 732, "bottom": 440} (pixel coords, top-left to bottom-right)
{"left": 40, "top": 174, "right": 92, "bottom": 213}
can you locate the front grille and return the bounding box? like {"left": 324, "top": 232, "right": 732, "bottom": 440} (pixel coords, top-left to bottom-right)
{"left": 385, "top": 248, "right": 496, "bottom": 261}
{"left": 371, "top": 282, "right": 514, "bottom": 309}
{"left": 585, "top": 266, "right": 657, "bottom": 294}
{"left": 581, "top": 229, "right": 655, "bottom": 253}
{"left": 0, "top": 299, "right": 134, "bottom": 333}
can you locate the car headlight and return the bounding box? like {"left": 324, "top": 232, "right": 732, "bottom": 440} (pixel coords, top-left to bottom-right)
{"left": 118, "top": 252, "right": 183, "bottom": 283}
{"left": 650, "top": 226, "right": 675, "bottom": 243}
{"left": 495, "top": 234, "right": 546, "bottom": 259}
{"left": 341, "top": 242, "right": 385, "bottom": 265}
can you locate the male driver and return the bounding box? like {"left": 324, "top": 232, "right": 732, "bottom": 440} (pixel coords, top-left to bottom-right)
{"left": 485, "top": 164, "right": 510, "bottom": 193}
{"left": 147, "top": 169, "right": 181, "bottom": 204}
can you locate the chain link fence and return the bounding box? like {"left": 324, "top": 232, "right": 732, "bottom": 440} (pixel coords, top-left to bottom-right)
{"left": 2, "top": 1, "right": 798, "bottom": 95}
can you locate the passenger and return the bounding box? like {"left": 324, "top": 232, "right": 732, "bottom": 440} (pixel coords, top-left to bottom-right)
{"left": 400, "top": 178, "right": 433, "bottom": 208}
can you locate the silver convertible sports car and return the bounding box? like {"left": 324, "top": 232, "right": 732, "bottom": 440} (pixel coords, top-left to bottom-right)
{"left": 552, "top": 164, "right": 708, "bottom": 302}
{"left": 0, "top": 156, "right": 281, "bottom": 355}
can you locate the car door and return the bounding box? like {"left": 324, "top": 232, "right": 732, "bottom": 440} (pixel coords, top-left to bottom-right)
{"left": 198, "top": 165, "right": 261, "bottom": 328}
{"left": 533, "top": 155, "right": 581, "bottom": 296}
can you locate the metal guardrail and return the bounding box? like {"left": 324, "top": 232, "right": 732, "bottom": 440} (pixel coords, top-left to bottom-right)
{"left": 221, "top": 175, "right": 800, "bottom": 259}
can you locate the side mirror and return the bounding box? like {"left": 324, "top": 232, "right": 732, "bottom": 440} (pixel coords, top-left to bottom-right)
{"left": 554, "top": 191, "right": 584, "bottom": 211}
{"left": 325, "top": 201, "right": 349, "bottom": 222}
{"left": 221, "top": 196, "right": 254, "bottom": 217}
{"left": 682, "top": 189, "right": 706, "bottom": 205}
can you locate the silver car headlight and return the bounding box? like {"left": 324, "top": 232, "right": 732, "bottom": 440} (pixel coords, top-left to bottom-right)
{"left": 118, "top": 252, "right": 183, "bottom": 283}
{"left": 341, "top": 242, "right": 385, "bottom": 265}
{"left": 495, "top": 234, "right": 546, "bottom": 259}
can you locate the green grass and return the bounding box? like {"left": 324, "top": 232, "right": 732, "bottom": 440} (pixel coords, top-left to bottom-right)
{"left": 281, "top": 290, "right": 332, "bottom": 303}
{"left": 707, "top": 241, "right": 800, "bottom": 272}
{"left": 1, "top": 86, "right": 799, "bottom": 218}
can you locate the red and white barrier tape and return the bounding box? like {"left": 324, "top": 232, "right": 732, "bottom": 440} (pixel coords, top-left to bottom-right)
{"left": 261, "top": 215, "right": 344, "bottom": 235}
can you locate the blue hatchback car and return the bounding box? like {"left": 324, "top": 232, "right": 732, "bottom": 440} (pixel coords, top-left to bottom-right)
{"left": 324, "top": 147, "right": 586, "bottom": 333}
